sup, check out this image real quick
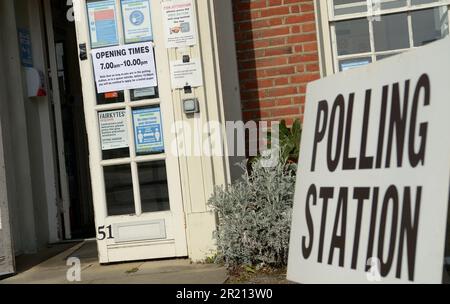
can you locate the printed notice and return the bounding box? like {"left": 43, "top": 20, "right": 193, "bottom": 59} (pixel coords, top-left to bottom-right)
{"left": 122, "top": 0, "right": 154, "bottom": 43}
{"left": 170, "top": 58, "right": 203, "bottom": 89}
{"left": 98, "top": 110, "right": 129, "bottom": 150}
{"left": 18, "top": 29, "right": 33, "bottom": 67}
{"left": 91, "top": 42, "right": 158, "bottom": 93}
{"left": 162, "top": 0, "right": 197, "bottom": 48}
{"left": 132, "top": 107, "right": 164, "bottom": 154}
{"left": 340, "top": 58, "right": 371, "bottom": 71}
{"left": 87, "top": 0, "right": 119, "bottom": 48}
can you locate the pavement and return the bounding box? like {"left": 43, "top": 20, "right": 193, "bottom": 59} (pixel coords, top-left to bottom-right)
{"left": 0, "top": 240, "right": 228, "bottom": 284}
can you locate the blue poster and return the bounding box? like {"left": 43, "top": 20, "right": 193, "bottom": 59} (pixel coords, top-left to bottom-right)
{"left": 87, "top": 0, "right": 119, "bottom": 48}
{"left": 132, "top": 107, "right": 164, "bottom": 154}
{"left": 121, "top": 0, "right": 153, "bottom": 43}
{"left": 18, "top": 29, "right": 33, "bottom": 67}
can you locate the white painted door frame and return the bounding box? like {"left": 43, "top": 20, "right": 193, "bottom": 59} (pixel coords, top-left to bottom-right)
{"left": 42, "top": 0, "right": 72, "bottom": 240}
{"left": 0, "top": 116, "right": 15, "bottom": 276}
{"left": 0, "top": 48, "right": 15, "bottom": 274}
{"left": 73, "top": 0, "right": 188, "bottom": 263}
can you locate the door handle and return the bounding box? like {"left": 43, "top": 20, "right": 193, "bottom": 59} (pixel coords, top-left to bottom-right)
{"left": 79, "top": 43, "right": 87, "bottom": 61}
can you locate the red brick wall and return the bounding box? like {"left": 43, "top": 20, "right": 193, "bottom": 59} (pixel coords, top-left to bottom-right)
{"left": 232, "top": 0, "right": 321, "bottom": 125}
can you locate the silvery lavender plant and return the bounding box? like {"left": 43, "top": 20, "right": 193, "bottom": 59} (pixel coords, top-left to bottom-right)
{"left": 208, "top": 155, "right": 297, "bottom": 268}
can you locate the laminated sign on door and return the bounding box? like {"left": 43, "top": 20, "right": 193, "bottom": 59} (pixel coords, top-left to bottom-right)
{"left": 162, "top": 0, "right": 198, "bottom": 48}
{"left": 91, "top": 42, "right": 158, "bottom": 93}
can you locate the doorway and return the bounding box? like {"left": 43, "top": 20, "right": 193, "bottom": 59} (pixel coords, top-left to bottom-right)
{"left": 45, "top": 0, "right": 95, "bottom": 240}
{"left": 71, "top": 0, "right": 188, "bottom": 264}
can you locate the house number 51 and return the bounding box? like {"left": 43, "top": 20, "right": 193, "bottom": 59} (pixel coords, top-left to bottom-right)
{"left": 97, "top": 225, "right": 114, "bottom": 240}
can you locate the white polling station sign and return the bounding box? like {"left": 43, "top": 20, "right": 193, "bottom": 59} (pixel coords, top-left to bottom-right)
{"left": 287, "top": 38, "right": 450, "bottom": 284}
{"left": 91, "top": 42, "right": 157, "bottom": 93}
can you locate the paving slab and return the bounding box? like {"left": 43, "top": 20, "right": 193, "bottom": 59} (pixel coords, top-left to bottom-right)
{"left": 0, "top": 241, "right": 228, "bottom": 284}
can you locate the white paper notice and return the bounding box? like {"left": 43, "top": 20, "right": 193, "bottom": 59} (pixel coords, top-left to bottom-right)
{"left": 91, "top": 42, "right": 157, "bottom": 93}
{"left": 162, "top": 0, "right": 198, "bottom": 48}
{"left": 170, "top": 58, "right": 203, "bottom": 89}
{"left": 98, "top": 110, "right": 129, "bottom": 150}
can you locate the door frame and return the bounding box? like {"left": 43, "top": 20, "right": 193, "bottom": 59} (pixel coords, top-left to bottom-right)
{"left": 0, "top": 54, "right": 15, "bottom": 274}
{"left": 72, "top": 0, "right": 188, "bottom": 263}
{"left": 43, "top": 0, "right": 73, "bottom": 240}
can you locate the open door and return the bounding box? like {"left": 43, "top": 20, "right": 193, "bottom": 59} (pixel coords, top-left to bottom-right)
{"left": 0, "top": 117, "right": 14, "bottom": 276}
{"left": 72, "top": 0, "right": 188, "bottom": 263}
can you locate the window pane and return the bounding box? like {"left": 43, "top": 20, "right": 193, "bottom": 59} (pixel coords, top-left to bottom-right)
{"left": 412, "top": 7, "right": 449, "bottom": 47}
{"left": 376, "top": 53, "right": 401, "bottom": 61}
{"left": 339, "top": 57, "right": 372, "bottom": 71}
{"left": 96, "top": 90, "right": 125, "bottom": 105}
{"left": 411, "top": 0, "right": 440, "bottom": 5}
{"left": 380, "top": 0, "right": 407, "bottom": 10}
{"left": 104, "top": 164, "right": 135, "bottom": 216}
{"left": 335, "top": 19, "right": 371, "bottom": 55}
{"left": 373, "top": 13, "right": 409, "bottom": 51}
{"left": 131, "top": 87, "right": 159, "bottom": 101}
{"left": 138, "top": 161, "right": 170, "bottom": 213}
{"left": 334, "top": 0, "right": 367, "bottom": 16}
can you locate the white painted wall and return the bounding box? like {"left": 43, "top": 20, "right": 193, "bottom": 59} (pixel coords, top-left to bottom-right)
{"left": 178, "top": 0, "right": 242, "bottom": 261}
{"left": 0, "top": 31, "right": 16, "bottom": 276}
{"left": 0, "top": 0, "right": 38, "bottom": 254}
{"left": 0, "top": 0, "right": 62, "bottom": 255}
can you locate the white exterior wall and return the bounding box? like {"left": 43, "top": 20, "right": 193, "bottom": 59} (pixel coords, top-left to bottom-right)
{"left": 0, "top": 0, "right": 62, "bottom": 255}
{"left": 0, "top": 33, "right": 15, "bottom": 276}
{"left": 174, "top": 0, "right": 242, "bottom": 261}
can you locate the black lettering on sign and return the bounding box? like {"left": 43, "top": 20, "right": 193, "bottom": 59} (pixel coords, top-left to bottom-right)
{"left": 409, "top": 74, "right": 430, "bottom": 167}
{"left": 300, "top": 185, "right": 422, "bottom": 281}
{"left": 376, "top": 86, "right": 389, "bottom": 169}
{"left": 359, "top": 91, "right": 374, "bottom": 170}
{"left": 327, "top": 96, "right": 345, "bottom": 172}
{"left": 309, "top": 74, "right": 429, "bottom": 173}
{"left": 302, "top": 184, "right": 317, "bottom": 259}
{"left": 366, "top": 187, "right": 379, "bottom": 272}
{"left": 385, "top": 81, "right": 410, "bottom": 168}
{"left": 318, "top": 187, "right": 333, "bottom": 263}
{"left": 311, "top": 100, "right": 328, "bottom": 172}
{"left": 352, "top": 187, "right": 370, "bottom": 270}
{"left": 328, "top": 187, "right": 348, "bottom": 267}
{"left": 396, "top": 186, "right": 421, "bottom": 281}
{"left": 343, "top": 95, "right": 357, "bottom": 170}
{"left": 377, "top": 185, "right": 399, "bottom": 277}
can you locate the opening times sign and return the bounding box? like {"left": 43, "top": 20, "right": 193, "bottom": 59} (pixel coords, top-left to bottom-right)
{"left": 287, "top": 38, "right": 450, "bottom": 284}
{"left": 92, "top": 42, "right": 157, "bottom": 93}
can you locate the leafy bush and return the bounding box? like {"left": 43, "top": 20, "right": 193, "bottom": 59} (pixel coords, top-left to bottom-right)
{"left": 247, "top": 119, "right": 302, "bottom": 174}
{"left": 208, "top": 156, "right": 297, "bottom": 268}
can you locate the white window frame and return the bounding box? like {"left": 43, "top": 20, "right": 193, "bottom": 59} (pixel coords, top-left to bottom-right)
{"left": 317, "top": 0, "right": 450, "bottom": 75}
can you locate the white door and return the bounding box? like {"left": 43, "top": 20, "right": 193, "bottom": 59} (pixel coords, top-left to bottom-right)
{"left": 72, "top": 0, "right": 187, "bottom": 263}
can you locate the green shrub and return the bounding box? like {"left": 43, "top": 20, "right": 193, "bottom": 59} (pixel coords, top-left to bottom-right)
{"left": 208, "top": 157, "right": 297, "bottom": 268}
{"left": 247, "top": 119, "right": 302, "bottom": 173}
